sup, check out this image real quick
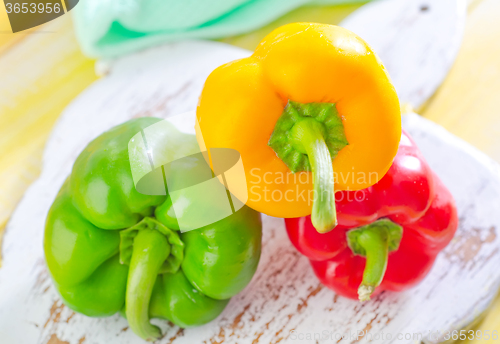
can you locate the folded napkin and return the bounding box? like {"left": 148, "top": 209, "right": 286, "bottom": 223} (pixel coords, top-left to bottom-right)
{"left": 72, "top": 0, "right": 369, "bottom": 58}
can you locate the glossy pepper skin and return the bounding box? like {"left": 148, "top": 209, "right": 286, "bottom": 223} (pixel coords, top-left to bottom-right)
{"left": 285, "top": 130, "right": 458, "bottom": 300}
{"left": 197, "top": 22, "right": 401, "bottom": 233}
{"left": 44, "top": 118, "right": 262, "bottom": 341}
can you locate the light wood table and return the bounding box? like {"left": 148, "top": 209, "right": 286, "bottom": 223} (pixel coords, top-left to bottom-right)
{"left": 1, "top": 1, "right": 499, "bottom": 342}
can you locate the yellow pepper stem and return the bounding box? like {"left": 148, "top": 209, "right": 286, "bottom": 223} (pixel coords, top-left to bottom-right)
{"left": 268, "top": 101, "right": 348, "bottom": 233}
{"left": 290, "top": 118, "right": 337, "bottom": 233}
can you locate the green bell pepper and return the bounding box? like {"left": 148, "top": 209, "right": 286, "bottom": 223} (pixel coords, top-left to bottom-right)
{"left": 44, "top": 118, "right": 262, "bottom": 341}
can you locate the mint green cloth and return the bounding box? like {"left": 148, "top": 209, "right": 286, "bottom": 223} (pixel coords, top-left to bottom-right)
{"left": 73, "top": 0, "right": 368, "bottom": 58}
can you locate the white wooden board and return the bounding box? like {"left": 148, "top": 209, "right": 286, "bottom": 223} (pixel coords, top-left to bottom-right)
{"left": 1, "top": 41, "right": 500, "bottom": 344}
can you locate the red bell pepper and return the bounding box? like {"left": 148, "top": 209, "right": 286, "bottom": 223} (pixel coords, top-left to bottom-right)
{"left": 285, "top": 130, "right": 458, "bottom": 301}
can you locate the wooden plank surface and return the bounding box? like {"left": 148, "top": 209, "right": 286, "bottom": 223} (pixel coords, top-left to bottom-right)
{"left": 0, "top": 15, "right": 98, "bottom": 265}
{"left": 422, "top": 0, "right": 500, "bottom": 162}
{"left": 1, "top": 1, "right": 500, "bottom": 343}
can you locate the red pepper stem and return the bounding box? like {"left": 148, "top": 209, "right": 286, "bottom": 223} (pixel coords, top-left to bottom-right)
{"left": 126, "top": 229, "right": 170, "bottom": 341}
{"left": 356, "top": 228, "right": 389, "bottom": 301}
{"left": 290, "top": 118, "right": 337, "bottom": 233}
{"left": 346, "top": 219, "right": 403, "bottom": 301}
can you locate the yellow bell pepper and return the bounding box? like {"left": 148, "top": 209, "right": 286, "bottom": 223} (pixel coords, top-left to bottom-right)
{"left": 197, "top": 22, "right": 401, "bottom": 233}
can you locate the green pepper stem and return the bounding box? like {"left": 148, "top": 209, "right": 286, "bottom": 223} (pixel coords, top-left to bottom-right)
{"left": 356, "top": 228, "right": 389, "bottom": 301}
{"left": 291, "top": 118, "right": 337, "bottom": 233}
{"left": 126, "top": 229, "right": 170, "bottom": 341}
